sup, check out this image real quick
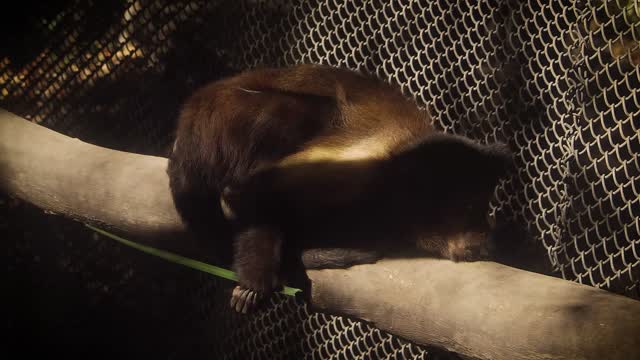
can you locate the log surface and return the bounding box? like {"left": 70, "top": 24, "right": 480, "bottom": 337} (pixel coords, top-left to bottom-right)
{"left": 2, "top": 109, "right": 639, "bottom": 360}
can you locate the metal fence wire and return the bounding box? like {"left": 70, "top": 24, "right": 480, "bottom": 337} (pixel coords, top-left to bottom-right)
{"left": 2, "top": 0, "right": 639, "bottom": 359}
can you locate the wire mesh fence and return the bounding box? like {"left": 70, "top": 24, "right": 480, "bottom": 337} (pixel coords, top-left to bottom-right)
{"left": 3, "top": 0, "right": 639, "bottom": 358}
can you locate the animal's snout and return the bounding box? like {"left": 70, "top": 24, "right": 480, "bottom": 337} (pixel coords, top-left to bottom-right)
{"left": 446, "top": 231, "right": 494, "bottom": 262}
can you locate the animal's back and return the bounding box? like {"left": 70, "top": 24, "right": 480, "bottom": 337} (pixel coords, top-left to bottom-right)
{"left": 167, "top": 64, "right": 512, "bottom": 313}
{"left": 167, "top": 63, "right": 433, "bottom": 268}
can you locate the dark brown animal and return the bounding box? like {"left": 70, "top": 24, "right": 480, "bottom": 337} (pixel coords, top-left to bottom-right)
{"left": 167, "top": 64, "right": 512, "bottom": 313}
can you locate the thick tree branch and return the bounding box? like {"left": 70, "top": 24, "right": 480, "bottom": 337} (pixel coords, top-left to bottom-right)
{"left": 2, "top": 109, "right": 639, "bottom": 360}
{"left": 0, "top": 109, "right": 184, "bottom": 237}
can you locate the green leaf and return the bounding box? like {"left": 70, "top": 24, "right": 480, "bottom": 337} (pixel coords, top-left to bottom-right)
{"left": 85, "top": 224, "right": 301, "bottom": 296}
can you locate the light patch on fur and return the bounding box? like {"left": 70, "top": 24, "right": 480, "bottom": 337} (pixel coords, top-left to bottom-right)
{"left": 279, "top": 135, "right": 393, "bottom": 166}
{"left": 237, "top": 87, "right": 262, "bottom": 94}
{"left": 341, "top": 137, "right": 392, "bottom": 159}
{"left": 220, "top": 196, "right": 236, "bottom": 221}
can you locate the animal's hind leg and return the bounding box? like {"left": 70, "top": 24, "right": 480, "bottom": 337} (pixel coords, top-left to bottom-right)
{"left": 230, "top": 226, "right": 283, "bottom": 313}
{"left": 167, "top": 136, "right": 232, "bottom": 236}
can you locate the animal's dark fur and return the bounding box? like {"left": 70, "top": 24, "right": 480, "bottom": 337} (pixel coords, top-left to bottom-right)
{"left": 167, "top": 64, "right": 512, "bottom": 312}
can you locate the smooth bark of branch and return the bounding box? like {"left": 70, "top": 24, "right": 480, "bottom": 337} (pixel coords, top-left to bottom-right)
{"left": 0, "top": 109, "right": 184, "bottom": 237}
{"left": 2, "top": 109, "right": 639, "bottom": 360}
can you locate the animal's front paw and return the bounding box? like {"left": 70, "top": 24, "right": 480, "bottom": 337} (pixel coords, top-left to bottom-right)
{"left": 230, "top": 285, "right": 264, "bottom": 313}
{"left": 230, "top": 269, "right": 280, "bottom": 314}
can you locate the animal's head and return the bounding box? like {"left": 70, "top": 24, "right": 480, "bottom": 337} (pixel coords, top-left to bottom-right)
{"left": 391, "top": 132, "right": 514, "bottom": 260}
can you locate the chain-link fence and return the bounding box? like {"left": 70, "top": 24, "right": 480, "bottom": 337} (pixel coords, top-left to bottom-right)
{"left": 3, "top": 0, "right": 639, "bottom": 358}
